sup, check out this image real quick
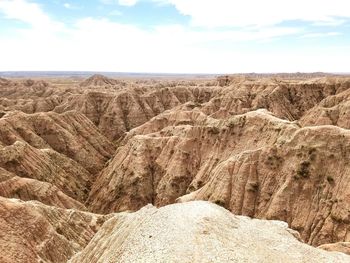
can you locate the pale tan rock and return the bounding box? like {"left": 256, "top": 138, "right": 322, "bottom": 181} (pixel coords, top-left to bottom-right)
{"left": 70, "top": 201, "right": 350, "bottom": 263}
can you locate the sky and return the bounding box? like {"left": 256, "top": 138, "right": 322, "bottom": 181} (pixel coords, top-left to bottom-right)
{"left": 0, "top": 0, "right": 349, "bottom": 73}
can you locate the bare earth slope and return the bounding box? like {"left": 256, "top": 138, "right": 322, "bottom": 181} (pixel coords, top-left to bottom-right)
{"left": 0, "top": 197, "right": 108, "bottom": 263}
{"left": 0, "top": 109, "right": 115, "bottom": 205}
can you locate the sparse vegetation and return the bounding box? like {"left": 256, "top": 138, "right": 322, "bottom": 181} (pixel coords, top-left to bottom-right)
{"left": 214, "top": 200, "right": 226, "bottom": 207}
{"left": 197, "top": 180, "right": 204, "bottom": 188}
{"left": 227, "top": 120, "right": 235, "bottom": 129}
{"left": 208, "top": 126, "right": 220, "bottom": 134}
{"left": 296, "top": 161, "right": 311, "bottom": 179}
{"left": 247, "top": 182, "right": 259, "bottom": 192}
{"left": 327, "top": 175, "right": 335, "bottom": 184}
{"left": 265, "top": 154, "right": 283, "bottom": 170}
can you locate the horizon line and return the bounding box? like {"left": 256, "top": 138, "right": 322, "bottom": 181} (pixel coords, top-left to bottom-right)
{"left": 1, "top": 71, "right": 350, "bottom": 77}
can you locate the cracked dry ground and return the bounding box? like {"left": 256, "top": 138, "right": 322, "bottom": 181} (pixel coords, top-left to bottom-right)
{"left": 1, "top": 74, "right": 350, "bottom": 262}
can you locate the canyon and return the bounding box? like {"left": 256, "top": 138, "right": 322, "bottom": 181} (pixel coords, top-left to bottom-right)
{"left": 1, "top": 74, "right": 350, "bottom": 262}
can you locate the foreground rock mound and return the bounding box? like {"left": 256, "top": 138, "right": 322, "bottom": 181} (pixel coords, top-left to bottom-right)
{"left": 70, "top": 201, "right": 349, "bottom": 263}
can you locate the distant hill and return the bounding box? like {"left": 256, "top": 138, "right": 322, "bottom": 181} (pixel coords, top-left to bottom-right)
{"left": 0, "top": 71, "right": 217, "bottom": 79}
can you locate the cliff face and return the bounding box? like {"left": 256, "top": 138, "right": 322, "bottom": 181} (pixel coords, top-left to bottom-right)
{"left": 0, "top": 110, "right": 115, "bottom": 204}
{"left": 87, "top": 109, "right": 292, "bottom": 213}
{"left": 87, "top": 107, "right": 350, "bottom": 246}
{"left": 0, "top": 197, "right": 108, "bottom": 263}
{"left": 1, "top": 75, "right": 350, "bottom": 261}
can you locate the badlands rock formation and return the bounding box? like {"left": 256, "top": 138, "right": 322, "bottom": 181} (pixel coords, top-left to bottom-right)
{"left": 88, "top": 107, "right": 350, "bottom": 246}
{"left": 54, "top": 82, "right": 218, "bottom": 141}
{"left": 1, "top": 74, "right": 350, "bottom": 261}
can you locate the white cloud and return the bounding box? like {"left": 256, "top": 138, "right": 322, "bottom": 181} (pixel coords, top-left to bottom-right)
{"left": 63, "top": 3, "right": 72, "bottom": 9}
{"left": 300, "top": 32, "right": 342, "bottom": 38}
{"left": 100, "top": 0, "right": 139, "bottom": 6}
{"left": 63, "top": 2, "right": 79, "bottom": 10}
{"left": 99, "top": 0, "right": 114, "bottom": 4}
{"left": 157, "top": 0, "right": 350, "bottom": 28}
{"left": 0, "top": 0, "right": 348, "bottom": 73}
{"left": 118, "top": 0, "right": 138, "bottom": 6}
{"left": 0, "top": 0, "right": 64, "bottom": 31}
{"left": 153, "top": 24, "right": 301, "bottom": 45}
{"left": 0, "top": 16, "right": 344, "bottom": 73}
{"left": 109, "top": 9, "right": 123, "bottom": 16}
